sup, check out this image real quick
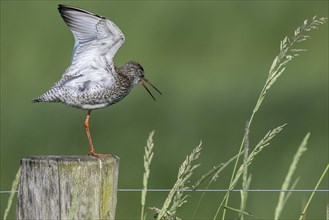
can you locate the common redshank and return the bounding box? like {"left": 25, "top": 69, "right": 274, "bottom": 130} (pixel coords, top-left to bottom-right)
{"left": 33, "top": 5, "right": 161, "bottom": 156}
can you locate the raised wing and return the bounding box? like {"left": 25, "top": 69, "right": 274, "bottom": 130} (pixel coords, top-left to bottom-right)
{"left": 58, "top": 5, "right": 125, "bottom": 69}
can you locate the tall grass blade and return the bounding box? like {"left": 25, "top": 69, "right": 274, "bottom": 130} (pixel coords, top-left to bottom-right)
{"left": 153, "top": 143, "right": 202, "bottom": 220}
{"left": 214, "top": 124, "right": 286, "bottom": 219}
{"left": 282, "top": 177, "right": 300, "bottom": 206}
{"left": 239, "top": 174, "right": 252, "bottom": 220}
{"left": 298, "top": 163, "right": 329, "bottom": 220}
{"left": 224, "top": 205, "right": 253, "bottom": 216}
{"left": 192, "top": 151, "right": 243, "bottom": 191}
{"left": 221, "top": 16, "right": 327, "bottom": 220}
{"left": 141, "top": 131, "right": 155, "bottom": 220}
{"left": 240, "top": 122, "right": 250, "bottom": 220}
{"left": 231, "top": 124, "right": 286, "bottom": 190}
{"left": 191, "top": 152, "right": 242, "bottom": 219}
{"left": 274, "top": 133, "right": 309, "bottom": 220}
{"left": 191, "top": 152, "right": 243, "bottom": 219}
{"left": 3, "top": 167, "right": 21, "bottom": 220}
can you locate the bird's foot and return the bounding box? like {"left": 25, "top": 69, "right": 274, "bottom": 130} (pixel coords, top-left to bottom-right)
{"left": 88, "top": 151, "right": 112, "bottom": 157}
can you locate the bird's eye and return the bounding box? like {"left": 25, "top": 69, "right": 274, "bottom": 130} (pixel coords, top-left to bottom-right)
{"left": 138, "top": 69, "right": 144, "bottom": 78}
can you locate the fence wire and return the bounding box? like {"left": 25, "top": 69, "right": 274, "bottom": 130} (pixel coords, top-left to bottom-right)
{"left": 1, "top": 189, "right": 328, "bottom": 194}
{"left": 117, "top": 189, "right": 329, "bottom": 192}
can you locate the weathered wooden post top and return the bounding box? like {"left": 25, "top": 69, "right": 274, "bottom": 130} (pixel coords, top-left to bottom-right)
{"left": 16, "top": 155, "right": 119, "bottom": 220}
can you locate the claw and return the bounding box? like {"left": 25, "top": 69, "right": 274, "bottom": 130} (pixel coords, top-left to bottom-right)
{"left": 88, "top": 151, "right": 112, "bottom": 157}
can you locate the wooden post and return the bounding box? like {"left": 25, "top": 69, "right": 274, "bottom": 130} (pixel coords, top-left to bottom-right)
{"left": 16, "top": 156, "right": 119, "bottom": 220}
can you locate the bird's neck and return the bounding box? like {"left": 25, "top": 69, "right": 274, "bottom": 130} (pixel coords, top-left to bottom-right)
{"left": 115, "top": 65, "right": 135, "bottom": 87}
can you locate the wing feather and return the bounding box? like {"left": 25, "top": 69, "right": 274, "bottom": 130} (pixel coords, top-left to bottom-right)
{"left": 58, "top": 5, "right": 125, "bottom": 73}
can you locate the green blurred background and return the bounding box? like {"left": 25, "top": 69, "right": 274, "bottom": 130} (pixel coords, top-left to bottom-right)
{"left": 1, "top": 1, "right": 328, "bottom": 219}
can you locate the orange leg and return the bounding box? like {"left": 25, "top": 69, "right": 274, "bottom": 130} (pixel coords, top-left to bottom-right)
{"left": 84, "top": 110, "right": 112, "bottom": 157}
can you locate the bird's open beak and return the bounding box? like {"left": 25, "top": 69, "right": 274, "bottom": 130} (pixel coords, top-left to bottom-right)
{"left": 140, "top": 79, "right": 162, "bottom": 101}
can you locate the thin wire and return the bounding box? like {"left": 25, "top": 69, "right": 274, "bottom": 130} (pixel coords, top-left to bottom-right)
{"left": 1, "top": 189, "right": 328, "bottom": 194}
{"left": 117, "top": 189, "right": 329, "bottom": 192}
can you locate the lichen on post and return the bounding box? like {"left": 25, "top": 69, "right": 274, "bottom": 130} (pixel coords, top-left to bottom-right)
{"left": 16, "top": 155, "right": 119, "bottom": 220}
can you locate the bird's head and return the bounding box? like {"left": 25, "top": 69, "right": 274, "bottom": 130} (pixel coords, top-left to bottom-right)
{"left": 123, "top": 61, "right": 162, "bottom": 101}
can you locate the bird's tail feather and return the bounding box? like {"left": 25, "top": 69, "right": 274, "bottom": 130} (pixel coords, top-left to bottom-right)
{"left": 32, "top": 89, "right": 60, "bottom": 103}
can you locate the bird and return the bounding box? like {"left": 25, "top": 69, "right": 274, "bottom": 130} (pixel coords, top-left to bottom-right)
{"left": 33, "top": 4, "right": 161, "bottom": 157}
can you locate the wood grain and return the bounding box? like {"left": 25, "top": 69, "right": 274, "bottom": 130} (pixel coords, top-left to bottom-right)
{"left": 16, "top": 156, "right": 119, "bottom": 219}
